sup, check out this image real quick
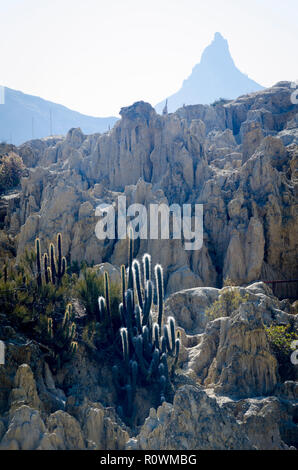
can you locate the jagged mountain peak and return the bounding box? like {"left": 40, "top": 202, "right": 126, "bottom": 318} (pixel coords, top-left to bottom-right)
{"left": 156, "top": 33, "right": 264, "bottom": 113}
{"left": 199, "top": 32, "right": 234, "bottom": 66}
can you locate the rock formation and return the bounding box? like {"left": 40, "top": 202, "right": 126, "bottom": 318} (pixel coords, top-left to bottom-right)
{"left": 2, "top": 81, "right": 297, "bottom": 298}
{"left": 0, "top": 83, "right": 297, "bottom": 451}
{"left": 0, "top": 282, "right": 297, "bottom": 450}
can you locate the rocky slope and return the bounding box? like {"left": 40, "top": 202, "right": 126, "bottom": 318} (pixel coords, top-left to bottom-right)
{"left": 0, "top": 282, "right": 297, "bottom": 450}
{"left": 2, "top": 81, "right": 297, "bottom": 298}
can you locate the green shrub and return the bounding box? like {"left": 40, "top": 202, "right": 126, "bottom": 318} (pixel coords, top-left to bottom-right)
{"left": 0, "top": 237, "right": 74, "bottom": 366}
{"left": 206, "top": 287, "right": 249, "bottom": 320}
{"left": 0, "top": 254, "right": 70, "bottom": 329}
{"left": 42, "top": 303, "right": 78, "bottom": 369}
{"left": 223, "top": 276, "right": 238, "bottom": 287}
{"left": 265, "top": 324, "right": 298, "bottom": 362}
{"left": 75, "top": 267, "right": 121, "bottom": 321}
{"left": 0, "top": 152, "right": 25, "bottom": 193}
{"left": 82, "top": 321, "right": 97, "bottom": 350}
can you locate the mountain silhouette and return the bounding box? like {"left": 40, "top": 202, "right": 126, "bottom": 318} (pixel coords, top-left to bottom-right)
{"left": 0, "top": 87, "right": 118, "bottom": 145}
{"left": 156, "top": 32, "right": 264, "bottom": 113}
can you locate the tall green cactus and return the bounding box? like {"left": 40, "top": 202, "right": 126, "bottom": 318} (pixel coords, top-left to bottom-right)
{"left": 99, "top": 237, "right": 180, "bottom": 422}
{"left": 43, "top": 253, "right": 49, "bottom": 284}
{"left": 104, "top": 271, "right": 111, "bottom": 319}
{"left": 35, "top": 238, "right": 42, "bottom": 288}
{"left": 47, "top": 266, "right": 52, "bottom": 284}
{"left": 56, "top": 233, "right": 66, "bottom": 285}
{"left": 120, "top": 327, "right": 129, "bottom": 366}
{"left": 155, "top": 264, "right": 164, "bottom": 329}
{"left": 3, "top": 264, "right": 7, "bottom": 284}
{"left": 48, "top": 234, "right": 66, "bottom": 285}
{"left": 34, "top": 234, "right": 67, "bottom": 287}
{"left": 46, "top": 302, "right": 77, "bottom": 365}
{"left": 143, "top": 253, "right": 151, "bottom": 283}
{"left": 132, "top": 259, "right": 143, "bottom": 311}
{"left": 127, "top": 229, "right": 134, "bottom": 291}
{"left": 98, "top": 296, "right": 106, "bottom": 323}
{"left": 49, "top": 242, "right": 57, "bottom": 284}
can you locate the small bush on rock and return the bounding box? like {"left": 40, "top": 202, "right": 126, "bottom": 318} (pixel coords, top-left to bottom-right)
{"left": 0, "top": 234, "right": 75, "bottom": 368}
{"left": 75, "top": 268, "right": 121, "bottom": 321}
{"left": 265, "top": 324, "right": 298, "bottom": 362}
{"left": 206, "top": 287, "right": 249, "bottom": 320}
{"left": 0, "top": 152, "right": 25, "bottom": 193}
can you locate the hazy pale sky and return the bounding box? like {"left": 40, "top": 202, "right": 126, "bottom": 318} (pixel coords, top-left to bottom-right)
{"left": 1, "top": 0, "right": 297, "bottom": 117}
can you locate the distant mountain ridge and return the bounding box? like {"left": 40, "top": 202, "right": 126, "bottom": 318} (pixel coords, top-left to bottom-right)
{"left": 156, "top": 32, "right": 264, "bottom": 113}
{"left": 1, "top": 34, "right": 264, "bottom": 144}
{"left": 0, "top": 87, "right": 118, "bottom": 145}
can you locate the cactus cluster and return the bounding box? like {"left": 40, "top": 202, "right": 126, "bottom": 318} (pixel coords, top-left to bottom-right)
{"left": 35, "top": 233, "right": 67, "bottom": 287}
{"left": 99, "top": 236, "right": 180, "bottom": 421}
{"left": 47, "top": 303, "right": 77, "bottom": 366}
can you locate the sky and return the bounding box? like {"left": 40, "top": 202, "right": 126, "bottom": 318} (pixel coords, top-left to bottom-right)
{"left": 0, "top": 0, "right": 297, "bottom": 117}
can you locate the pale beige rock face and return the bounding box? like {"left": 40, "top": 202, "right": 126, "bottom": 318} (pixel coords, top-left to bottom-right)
{"left": 93, "top": 262, "right": 121, "bottom": 284}
{"left": 9, "top": 364, "right": 41, "bottom": 414}
{"left": 43, "top": 411, "right": 85, "bottom": 450}
{"left": 223, "top": 217, "right": 265, "bottom": 284}
{"left": 3, "top": 83, "right": 296, "bottom": 296}
{"left": 164, "top": 286, "right": 219, "bottom": 334}
{"left": 165, "top": 282, "right": 298, "bottom": 398}
{"left": 126, "top": 385, "right": 288, "bottom": 450}
{"left": 166, "top": 266, "right": 202, "bottom": 295}
{"left": 81, "top": 402, "right": 129, "bottom": 450}
{"left": 82, "top": 406, "right": 106, "bottom": 449}
{"left": 244, "top": 216, "right": 265, "bottom": 282}
{"left": 241, "top": 121, "right": 264, "bottom": 162}
{"left": 203, "top": 305, "right": 278, "bottom": 397}
{"left": 0, "top": 406, "right": 46, "bottom": 450}
{"left": 0, "top": 364, "right": 128, "bottom": 450}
